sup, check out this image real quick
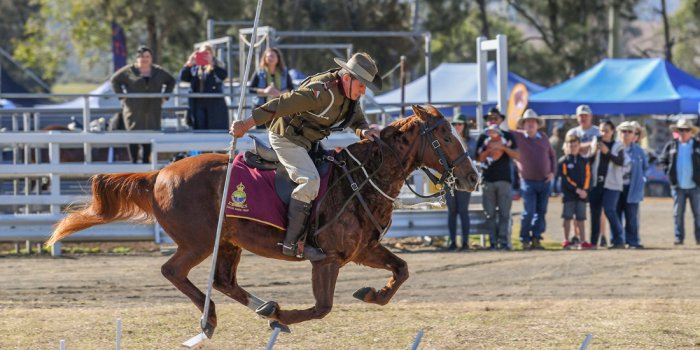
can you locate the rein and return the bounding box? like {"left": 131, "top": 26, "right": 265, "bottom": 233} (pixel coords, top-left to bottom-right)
{"left": 311, "top": 141, "right": 388, "bottom": 238}
{"left": 311, "top": 117, "right": 474, "bottom": 241}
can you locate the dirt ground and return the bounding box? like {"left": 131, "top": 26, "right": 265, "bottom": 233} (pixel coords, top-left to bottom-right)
{"left": 1, "top": 198, "right": 700, "bottom": 349}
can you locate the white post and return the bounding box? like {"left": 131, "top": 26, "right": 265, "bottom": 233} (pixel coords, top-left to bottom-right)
{"left": 477, "top": 35, "right": 508, "bottom": 131}
{"left": 83, "top": 96, "right": 92, "bottom": 163}
{"left": 476, "top": 36, "right": 487, "bottom": 133}
{"left": 496, "top": 34, "right": 508, "bottom": 129}
{"left": 413, "top": 172, "right": 425, "bottom": 196}
{"left": 264, "top": 327, "right": 281, "bottom": 350}
{"left": 579, "top": 333, "right": 593, "bottom": 350}
{"left": 207, "top": 19, "right": 214, "bottom": 40}
{"left": 116, "top": 318, "right": 121, "bottom": 350}
{"left": 150, "top": 139, "right": 157, "bottom": 171}
{"left": 49, "top": 140, "right": 62, "bottom": 256}
{"left": 410, "top": 330, "right": 424, "bottom": 350}
{"left": 424, "top": 32, "right": 432, "bottom": 104}
{"left": 59, "top": 339, "right": 65, "bottom": 350}
{"left": 22, "top": 112, "right": 30, "bottom": 214}
{"left": 227, "top": 36, "right": 234, "bottom": 126}
{"left": 107, "top": 147, "right": 114, "bottom": 163}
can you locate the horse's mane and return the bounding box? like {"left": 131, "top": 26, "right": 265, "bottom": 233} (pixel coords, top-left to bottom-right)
{"left": 391, "top": 114, "right": 422, "bottom": 133}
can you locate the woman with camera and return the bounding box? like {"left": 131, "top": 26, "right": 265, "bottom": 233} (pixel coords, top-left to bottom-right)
{"left": 248, "top": 47, "right": 294, "bottom": 129}
{"left": 588, "top": 120, "right": 625, "bottom": 248}
{"left": 179, "top": 43, "right": 229, "bottom": 130}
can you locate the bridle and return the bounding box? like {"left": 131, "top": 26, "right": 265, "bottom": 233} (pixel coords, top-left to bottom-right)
{"left": 412, "top": 117, "right": 474, "bottom": 196}
{"left": 312, "top": 116, "right": 477, "bottom": 239}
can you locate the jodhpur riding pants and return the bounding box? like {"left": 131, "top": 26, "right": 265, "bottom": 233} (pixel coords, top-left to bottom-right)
{"left": 268, "top": 132, "right": 320, "bottom": 204}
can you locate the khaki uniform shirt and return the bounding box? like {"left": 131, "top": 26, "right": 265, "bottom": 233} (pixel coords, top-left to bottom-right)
{"left": 252, "top": 69, "right": 369, "bottom": 150}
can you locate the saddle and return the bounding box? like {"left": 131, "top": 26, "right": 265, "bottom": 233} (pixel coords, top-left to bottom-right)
{"left": 243, "top": 134, "right": 332, "bottom": 206}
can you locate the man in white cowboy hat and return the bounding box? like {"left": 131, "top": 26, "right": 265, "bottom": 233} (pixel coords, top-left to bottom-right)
{"left": 660, "top": 118, "right": 700, "bottom": 245}
{"left": 512, "top": 109, "right": 557, "bottom": 249}
{"left": 566, "top": 104, "right": 600, "bottom": 158}
{"left": 230, "top": 52, "right": 382, "bottom": 260}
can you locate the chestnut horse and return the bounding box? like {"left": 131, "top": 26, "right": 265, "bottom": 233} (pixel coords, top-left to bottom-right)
{"left": 46, "top": 105, "right": 479, "bottom": 336}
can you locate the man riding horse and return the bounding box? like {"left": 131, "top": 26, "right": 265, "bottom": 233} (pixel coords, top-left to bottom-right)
{"left": 230, "top": 52, "right": 382, "bottom": 261}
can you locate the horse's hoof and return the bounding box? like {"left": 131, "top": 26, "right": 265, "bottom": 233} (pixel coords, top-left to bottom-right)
{"left": 268, "top": 320, "right": 291, "bottom": 333}
{"left": 202, "top": 321, "right": 216, "bottom": 339}
{"left": 353, "top": 287, "right": 373, "bottom": 301}
{"left": 255, "top": 301, "right": 279, "bottom": 318}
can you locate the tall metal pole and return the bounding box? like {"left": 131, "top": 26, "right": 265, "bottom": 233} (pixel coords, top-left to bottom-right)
{"left": 476, "top": 36, "right": 487, "bottom": 133}
{"left": 199, "top": 0, "right": 263, "bottom": 337}
{"left": 425, "top": 32, "right": 432, "bottom": 104}
{"left": 83, "top": 96, "right": 92, "bottom": 162}
{"left": 227, "top": 36, "right": 234, "bottom": 125}
{"left": 496, "top": 34, "right": 508, "bottom": 129}
{"left": 239, "top": 35, "right": 245, "bottom": 113}
{"left": 207, "top": 19, "right": 214, "bottom": 41}
{"left": 400, "top": 55, "right": 406, "bottom": 118}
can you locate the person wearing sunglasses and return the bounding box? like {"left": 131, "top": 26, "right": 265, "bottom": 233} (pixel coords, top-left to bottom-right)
{"left": 615, "top": 122, "right": 649, "bottom": 249}
{"left": 659, "top": 119, "right": 700, "bottom": 246}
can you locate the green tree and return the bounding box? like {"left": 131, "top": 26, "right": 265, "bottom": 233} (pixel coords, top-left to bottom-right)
{"left": 505, "top": 0, "right": 640, "bottom": 83}
{"left": 0, "top": 0, "right": 50, "bottom": 92}
{"left": 13, "top": 0, "right": 229, "bottom": 83}
{"left": 0, "top": 0, "right": 36, "bottom": 52}
{"left": 13, "top": 0, "right": 418, "bottom": 88}
{"left": 419, "top": 1, "right": 557, "bottom": 86}
{"left": 670, "top": 0, "right": 700, "bottom": 76}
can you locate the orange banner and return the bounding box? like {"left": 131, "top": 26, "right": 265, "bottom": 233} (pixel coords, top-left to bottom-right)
{"left": 507, "top": 83, "right": 529, "bottom": 130}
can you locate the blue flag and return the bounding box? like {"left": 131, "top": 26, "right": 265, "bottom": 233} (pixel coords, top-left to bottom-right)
{"left": 111, "top": 21, "right": 127, "bottom": 72}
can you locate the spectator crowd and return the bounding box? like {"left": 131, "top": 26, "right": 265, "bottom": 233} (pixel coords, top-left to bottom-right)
{"left": 445, "top": 105, "right": 700, "bottom": 251}
{"left": 106, "top": 43, "right": 698, "bottom": 250}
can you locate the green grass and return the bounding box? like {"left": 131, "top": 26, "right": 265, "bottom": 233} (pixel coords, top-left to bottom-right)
{"left": 52, "top": 83, "right": 100, "bottom": 95}
{"left": 0, "top": 245, "right": 106, "bottom": 255}
{"left": 0, "top": 246, "right": 50, "bottom": 255}
{"left": 110, "top": 247, "right": 131, "bottom": 254}
{"left": 3, "top": 300, "right": 699, "bottom": 349}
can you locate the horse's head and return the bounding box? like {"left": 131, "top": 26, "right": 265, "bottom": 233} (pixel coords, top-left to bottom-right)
{"left": 381, "top": 105, "right": 479, "bottom": 192}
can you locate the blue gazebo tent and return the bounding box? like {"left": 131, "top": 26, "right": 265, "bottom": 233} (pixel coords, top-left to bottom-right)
{"left": 528, "top": 58, "right": 700, "bottom": 116}
{"left": 370, "top": 62, "right": 544, "bottom": 117}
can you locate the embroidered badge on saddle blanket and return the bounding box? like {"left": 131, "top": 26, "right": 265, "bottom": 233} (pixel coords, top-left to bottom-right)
{"left": 224, "top": 153, "right": 332, "bottom": 230}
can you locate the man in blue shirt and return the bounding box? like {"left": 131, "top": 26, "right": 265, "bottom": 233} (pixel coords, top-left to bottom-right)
{"left": 660, "top": 119, "right": 700, "bottom": 245}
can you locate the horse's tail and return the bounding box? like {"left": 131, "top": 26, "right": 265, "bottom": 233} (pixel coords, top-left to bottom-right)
{"left": 46, "top": 171, "right": 160, "bottom": 245}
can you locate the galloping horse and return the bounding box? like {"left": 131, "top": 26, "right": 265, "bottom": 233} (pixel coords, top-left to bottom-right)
{"left": 46, "top": 105, "right": 479, "bottom": 336}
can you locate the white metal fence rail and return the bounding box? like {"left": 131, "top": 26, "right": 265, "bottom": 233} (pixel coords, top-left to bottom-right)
{"left": 2, "top": 131, "right": 475, "bottom": 250}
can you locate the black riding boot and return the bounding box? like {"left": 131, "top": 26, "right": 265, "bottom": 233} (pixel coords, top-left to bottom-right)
{"left": 281, "top": 199, "right": 326, "bottom": 261}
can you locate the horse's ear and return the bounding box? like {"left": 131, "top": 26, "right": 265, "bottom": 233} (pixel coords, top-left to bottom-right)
{"left": 380, "top": 125, "right": 399, "bottom": 140}
{"left": 424, "top": 105, "right": 442, "bottom": 118}
{"left": 411, "top": 105, "right": 428, "bottom": 120}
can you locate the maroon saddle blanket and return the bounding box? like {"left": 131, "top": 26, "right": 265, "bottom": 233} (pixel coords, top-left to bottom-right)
{"left": 224, "top": 153, "right": 333, "bottom": 230}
